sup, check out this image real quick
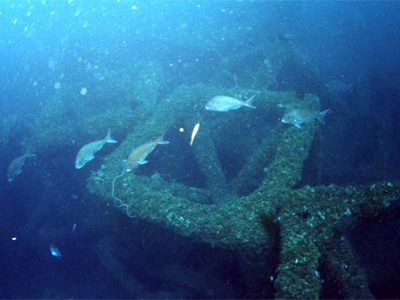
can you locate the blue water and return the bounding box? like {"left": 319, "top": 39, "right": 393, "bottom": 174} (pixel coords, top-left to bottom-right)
{"left": 1, "top": 1, "right": 400, "bottom": 298}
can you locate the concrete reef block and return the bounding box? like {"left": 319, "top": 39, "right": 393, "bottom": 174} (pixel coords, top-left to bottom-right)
{"left": 89, "top": 87, "right": 316, "bottom": 247}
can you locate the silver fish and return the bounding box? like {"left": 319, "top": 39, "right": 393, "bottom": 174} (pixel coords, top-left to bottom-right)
{"left": 75, "top": 129, "right": 117, "bottom": 169}
{"left": 126, "top": 134, "right": 169, "bottom": 172}
{"left": 205, "top": 95, "right": 256, "bottom": 112}
{"left": 282, "top": 108, "right": 330, "bottom": 129}
{"left": 7, "top": 152, "right": 36, "bottom": 182}
{"left": 50, "top": 244, "right": 62, "bottom": 259}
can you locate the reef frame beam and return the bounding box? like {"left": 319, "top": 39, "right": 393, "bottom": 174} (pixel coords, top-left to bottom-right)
{"left": 88, "top": 87, "right": 400, "bottom": 298}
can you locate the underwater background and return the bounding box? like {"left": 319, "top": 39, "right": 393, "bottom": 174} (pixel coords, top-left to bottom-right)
{"left": 1, "top": 0, "right": 400, "bottom": 299}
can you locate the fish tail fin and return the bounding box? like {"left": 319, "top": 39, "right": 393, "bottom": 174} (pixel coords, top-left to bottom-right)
{"left": 158, "top": 133, "right": 169, "bottom": 145}
{"left": 318, "top": 109, "right": 330, "bottom": 124}
{"left": 244, "top": 94, "right": 256, "bottom": 109}
{"left": 105, "top": 128, "right": 117, "bottom": 143}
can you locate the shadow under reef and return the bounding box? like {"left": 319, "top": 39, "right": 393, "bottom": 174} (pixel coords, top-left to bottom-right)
{"left": 87, "top": 84, "right": 400, "bottom": 299}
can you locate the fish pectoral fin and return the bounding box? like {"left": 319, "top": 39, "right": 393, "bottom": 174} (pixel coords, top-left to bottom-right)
{"left": 88, "top": 153, "right": 95, "bottom": 161}
{"left": 138, "top": 160, "right": 148, "bottom": 165}
{"left": 295, "top": 123, "right": 302, "bottom": 129}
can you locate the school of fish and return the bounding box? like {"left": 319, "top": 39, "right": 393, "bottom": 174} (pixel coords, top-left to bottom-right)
{"left": 6, "top": 92, "right": 330, "bottom": 183}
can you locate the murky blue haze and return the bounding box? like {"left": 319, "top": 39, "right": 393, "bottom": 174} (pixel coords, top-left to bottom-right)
{"left": 1, "top": 1, "right": 400, "bottom": 299}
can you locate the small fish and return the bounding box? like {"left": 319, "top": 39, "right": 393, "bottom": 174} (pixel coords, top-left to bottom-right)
{"left": 7, "top": 152, "right": 36, "bottom": 182}
{"left": 75, "top": 129, "right": 117, "bottom": 169}
{"left": 190, "top": 123, "right": 200, "bottom": 146}
{"left": 126, "top": 133, "right": 169, "bottom": 172}
{"left": 283, "top": 32, "right": 295, "bottom": 40}
{"left": 281, "top": 108, "right": 330, "bottom": 129}
{"left": 205, "top": 95, "right": 256, "bottom": 112}
{"left": 50, "top": 243, "right": 62, "bottom": 259}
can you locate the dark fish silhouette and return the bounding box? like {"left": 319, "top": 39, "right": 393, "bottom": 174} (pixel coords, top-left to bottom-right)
{"left": 7, "top": 152, "right": 36, "bottom": 182}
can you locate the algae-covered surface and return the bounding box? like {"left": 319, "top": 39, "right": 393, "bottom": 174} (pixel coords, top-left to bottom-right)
{"left": 3, "top": 2, "right": 400, "bottom": 299}
{"left": 87, "top": 85, "right": 400, "bottom": 298}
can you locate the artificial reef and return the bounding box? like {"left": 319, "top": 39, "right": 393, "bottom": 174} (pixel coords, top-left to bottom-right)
{"left": 87, "top": 83, "right": 400, "bottom": 299}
